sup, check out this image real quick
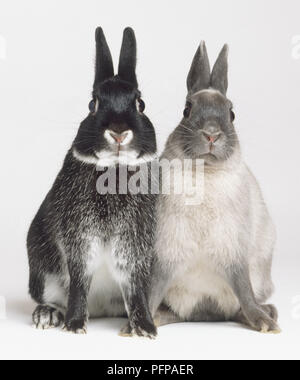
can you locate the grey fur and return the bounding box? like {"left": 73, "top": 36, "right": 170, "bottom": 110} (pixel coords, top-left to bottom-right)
{"left": 211, "top": 44, "right": 229, "bottom": 95}
{"left": 187, "top": 41, "right": 211, "bottom": 93}
{"left": 151, "top": 42, "right": 280, "bottom": 334}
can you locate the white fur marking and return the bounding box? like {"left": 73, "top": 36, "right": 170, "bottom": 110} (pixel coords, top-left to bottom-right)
{"left": 73, "top": 148, "right": 98, "bottom": 165}
{"left": 192, "top": 88, "right": 223, "bottom": 97}
{"left": 86, "top": 238, "right": 125, "bottom": 318}
{"left": 73, "top": 147, "right": 156, "bottom": 168}
{"left": 43, "top": 274, "right": 67, "bottom": 309}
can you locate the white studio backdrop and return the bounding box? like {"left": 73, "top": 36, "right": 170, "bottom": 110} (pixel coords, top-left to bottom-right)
{"left": 0, "top": 0, "right": 299, "bottom": 360}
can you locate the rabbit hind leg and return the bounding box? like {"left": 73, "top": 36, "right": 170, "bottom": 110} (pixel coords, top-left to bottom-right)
{"left": 30, "top": 272, "right": 68, "bottom": 330}
{"left": 154, "top": 298, "right": 229, "bottom": 327}
{"left": 232, "top": 304, "right": 280, "bottom": 332}
{"left": 154, "top": 304, "right": 184, "bottom": 327}
{"left": 32, "top": 304, "right": 65, "bottom": 330}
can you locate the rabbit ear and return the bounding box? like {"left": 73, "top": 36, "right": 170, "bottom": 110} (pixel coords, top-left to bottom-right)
{"left": 118, "top": 27, "right": 138, "bottom": 87}
{"left": 211, "top": 44, "right": 229, "bottom": 95}
{"left": 94, "top": 27, "right": 114, "bottom": 87}
{"left": 187, "top": 41, "right": 211, "bottom": 93}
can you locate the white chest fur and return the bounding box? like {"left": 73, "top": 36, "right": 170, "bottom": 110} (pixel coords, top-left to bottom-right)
{"left": 86, "top": 238, "right": 125, "bottom": 318}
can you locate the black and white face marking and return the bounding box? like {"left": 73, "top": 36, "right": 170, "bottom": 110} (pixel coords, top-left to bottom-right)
{"left": 73, "top": 78, "right": 157, "bottom": 168}
{"left": 72, "top": 26, "right": 157, "bottom": 169}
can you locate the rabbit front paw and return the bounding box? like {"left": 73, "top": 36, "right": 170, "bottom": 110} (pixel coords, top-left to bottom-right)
{"left": 119, "top": 320, "right": 157, "bottom": 340}
{"left": 63, "top": 318, "right": 88, "bottom": 335}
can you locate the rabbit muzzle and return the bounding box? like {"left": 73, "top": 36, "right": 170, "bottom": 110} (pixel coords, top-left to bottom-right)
{"left": 104, "top": 129, "right": 133, "bottom": 148}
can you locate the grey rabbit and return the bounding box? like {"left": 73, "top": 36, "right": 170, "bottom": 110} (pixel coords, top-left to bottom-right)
{"left": 150, "top": 42, "right": 280, "bottom": 334}
{"left": 27, "top": 27, "right": 158, "bottom": 338}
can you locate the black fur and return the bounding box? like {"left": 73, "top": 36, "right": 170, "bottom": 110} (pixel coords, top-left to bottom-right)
{"left": 27, "top": 28, "right": 158, "bottom": 337}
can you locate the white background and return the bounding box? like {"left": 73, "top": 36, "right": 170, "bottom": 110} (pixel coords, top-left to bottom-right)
{"left": 0, "top": 0, "right": 300, "bottom": 360}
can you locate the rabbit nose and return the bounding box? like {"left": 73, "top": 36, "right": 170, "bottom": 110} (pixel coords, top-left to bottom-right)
{"left": 203, "top": 131, "right": 221, "bottom": 143}
{"left": 109, "top": 131, "right": 128, "bottom": 144}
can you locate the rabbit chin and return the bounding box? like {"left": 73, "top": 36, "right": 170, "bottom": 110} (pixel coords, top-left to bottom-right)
{"left": 194, "top": 145, "right": 233, "bottom": 165}
{"left": 73, "top": 147, "right": 156, "bottom": 167}
{"left": 198, "top": 153, "right": 219, "bottom": 164}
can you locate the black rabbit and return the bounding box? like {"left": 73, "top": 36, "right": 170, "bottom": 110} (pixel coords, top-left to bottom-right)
{"left": 27, "top": 27, "right": 158, "bottom": 338}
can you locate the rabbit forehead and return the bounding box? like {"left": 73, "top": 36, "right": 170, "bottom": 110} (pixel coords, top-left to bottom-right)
{"left": 96, "top": 77, "right": 138, "bottom": 103}
{"left": 190, "top": 89, "right": 230, "bottom": 107}
{"left": 189, "top": 89, "right": 232, "bottom": 120}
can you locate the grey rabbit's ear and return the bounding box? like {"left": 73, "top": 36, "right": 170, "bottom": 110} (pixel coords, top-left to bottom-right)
{"left": 187, "top": 41, "right": 211, "bottom": 93}
{"left": 94, "top": 27, "right": 114, "bottom": 87}
{"left": 211, "top": 44, "right": 229, "bottom": 95}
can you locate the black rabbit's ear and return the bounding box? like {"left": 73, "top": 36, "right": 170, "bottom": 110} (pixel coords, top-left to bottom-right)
{"left": 211, "top": 44, "right": 229, "bottom": 95}
{"left": 187, "top": 41, "right": 211, "bottom": 94}
{"left": 94, "top": 27, "right": 114, "bottom": 87}
{"left": 118, "top": 27, "right": 138, "bottom": 87}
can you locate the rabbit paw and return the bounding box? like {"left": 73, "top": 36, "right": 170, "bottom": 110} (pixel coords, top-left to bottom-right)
{"left": 245, "top": 306, "right": 281, "bottom": 334}
{"left": 63, "top": 318, "right": 87, "bottom": 335}
{"left": 33, "top": 305, "right": 64, "bottom": 330}
{"left": 119, "top": 322, "right": 133, "bottom": 337}
{"left": 119, "top": 320, "right": 157, "bottom": 340}
{"left": 261, "top": 304, "right": 278, "bottom": 322}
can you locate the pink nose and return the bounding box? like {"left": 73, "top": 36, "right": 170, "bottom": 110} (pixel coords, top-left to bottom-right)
{"left": 110, "top": 132, "right": 128, "bottom": 144}
{"left": 203, "top": 131, "right": 221, "bottom": 143}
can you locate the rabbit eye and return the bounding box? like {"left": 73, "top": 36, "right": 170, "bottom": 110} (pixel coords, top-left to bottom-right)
{"left": 230, "top": 109, "right": 235, "bottom": 122}
{"left": 136, "top": 98, "right": 145, "bottom": 113}
{"left": 89, "top": 98, "right": 99, "bottom": 115}
{"left": 184, "top": 104, "right": 192, "bottom": 118}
